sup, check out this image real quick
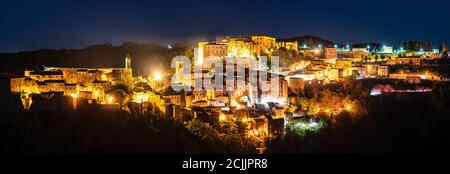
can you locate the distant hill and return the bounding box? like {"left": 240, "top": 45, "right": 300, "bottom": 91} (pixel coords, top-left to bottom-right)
{"left": 277, "top": 35, "right": 336, "bottom": 48}
{"left": 0, "top": 42, "right": 195, "bottom": 76}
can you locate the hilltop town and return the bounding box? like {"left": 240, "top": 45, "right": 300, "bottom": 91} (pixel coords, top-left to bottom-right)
{"left": 3, "top": 34, "right": 450, "bottom": 153}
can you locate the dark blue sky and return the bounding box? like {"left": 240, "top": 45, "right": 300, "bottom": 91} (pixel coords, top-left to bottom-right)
{"left": 1, "top": 0, "right": 449, "bottom": 52}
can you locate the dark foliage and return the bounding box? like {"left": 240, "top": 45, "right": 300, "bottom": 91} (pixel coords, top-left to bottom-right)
{"left": 0, "top": 42, "right": 195, "bottom": 76}
{"left": 267, "top": 81, "right": 450, "bottom": 154}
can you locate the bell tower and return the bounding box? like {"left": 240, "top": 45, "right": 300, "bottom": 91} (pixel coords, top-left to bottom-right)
{"left": 125, "top": 54, "right": 131, "bottom": 69}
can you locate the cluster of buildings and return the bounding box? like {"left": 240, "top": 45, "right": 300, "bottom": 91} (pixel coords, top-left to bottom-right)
{"left": 197, "top": 35, "right": 447, "bottom": 91}
{"left": 169, "top": 68, "right": 290, "bottom": 140}
{"left": 8, "top": 34, "right": 449, "bottom": 143}
{"left": 10, "top": 56, "right": 133, "bottom": 109}
{"left": 189, "top": 35, "right": 448, "bottom": 140}
{"left": 286, "top": 42, "right": 447, "bottom": 92}
{"left": 196, "top": 35, "right": 298, "bottom": 65}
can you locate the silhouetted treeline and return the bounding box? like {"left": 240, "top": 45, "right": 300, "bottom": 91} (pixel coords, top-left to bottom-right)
{"left": 402, "top": 40, "right": 434, "bottom": 51}
{"left": 0, "top": 94, "right": 257, "bottom": 154}
{"left": 278, "top": 35, "right": 335, "bottom": 47}
{"left": 0, "top": 99, "right": 188, "bottom": 153}
{"left": 0, "top": 42, "right": 195, "bottom": 76}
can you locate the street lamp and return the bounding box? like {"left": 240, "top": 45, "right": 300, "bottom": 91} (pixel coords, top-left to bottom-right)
{"left": 345, "top": 104, "right": 352, "bottom": 111}
{"left": 153, "top": 71, "right": 164, "bottom": 91}
{"left": 154, "top": 71, "right": 162, "bottom": 80}
{"left": 70, "top": 93, "right": 78, "bottom": 99}
{"left": 108, "top": 96, "right": 114, "bottom": 104}
{"left": 219, "top": 114, "right": 226, "bottom": 122}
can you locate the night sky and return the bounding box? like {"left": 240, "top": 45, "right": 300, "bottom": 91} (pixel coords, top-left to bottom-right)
{"left": 1, "top": 0, "right": 449, "bottom": 52}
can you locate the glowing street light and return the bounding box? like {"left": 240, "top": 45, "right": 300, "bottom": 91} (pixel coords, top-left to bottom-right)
{"left": 265, "top": 48, "right": 274, "bottom": 54}
{"left": 345, "top": 104, "right": 352, "bottom": 111}
{"left": 219, "top": 114, "right": 226, "bottom": 122}
{"left": 108, "top": 96, "right": 114, "bottom": 104}
{"left": 101, "top": 74, "right": 107, "bottom": 81}
{"left": 70, "top": 93, "right": 78, "bottom": 99}
{"left": 154, "top": 71, "right": 162, "bottom": 80}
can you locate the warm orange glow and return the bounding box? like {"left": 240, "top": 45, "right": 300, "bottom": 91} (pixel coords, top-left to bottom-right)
{"left": 219, "top": 114, "right": 226, "bottom": 122}
{"left": 108, "top": 96, "right": 114, "bottom": 104}
{"left": 154, "top": 72, "right": 162, "bottom": 80}
{"left": 70, "top": 93, "right": 78, "bottom": 99}
{"left": 133, "top": 92, "right": 149, "bottom": 103}
{"left": 345, "top": 104, "right": 352, "bottom": 111}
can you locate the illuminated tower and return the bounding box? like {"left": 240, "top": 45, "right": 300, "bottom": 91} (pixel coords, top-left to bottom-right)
{"left": 125, "top": 54, "right": 132, "bottom": 69}
{"left": 195, "top": 42, "right": 208, "bottom": 66}
{"left": 123, "top": 54, "right": 133, "bottom": 85}
{"left": 175, "top": 61, "right": 182, "bottom": 83}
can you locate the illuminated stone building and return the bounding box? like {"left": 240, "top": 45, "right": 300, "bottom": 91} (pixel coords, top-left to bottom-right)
{"left": 221, "top": 36, "right": 256, "bottom": 58}
{"left": 352, "top": 48, "right": 369, "bottom": 52}
{"left": 337, "top": 51, "right": 370, "bottom": 60}
{"left": 197, "top": 37, "right": 256, "bottom": 65}
{"left": 275, "top": 40, "right": 299, "bottom": 52}
{"left": 198, "top": 35, "right": 299, "bottom": 60}
{"left": 327, "top": 68, "right": 340, "bottom": 81}
{"left": 378, "top": 65, "right": 389, "bottom": 76}
{"left": 11, "top": 55, "right": 133, "bottom": 105}
{"left": 251, "top": 35, "right": 276, "bottom": 53}
{"left": 203, "top": 43, "right": 228, "bottom": 59}
{"left": 323, "top": 48, "right": 337, "bottom": 59}
{"left": 196, "top": 41, "right": 209, "bottom": 65}
{"left": 395, "top": 57, "right": 421, "bottom": 66}
{"left": 335, "top": 59, "right": 353, "bottom": 69}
